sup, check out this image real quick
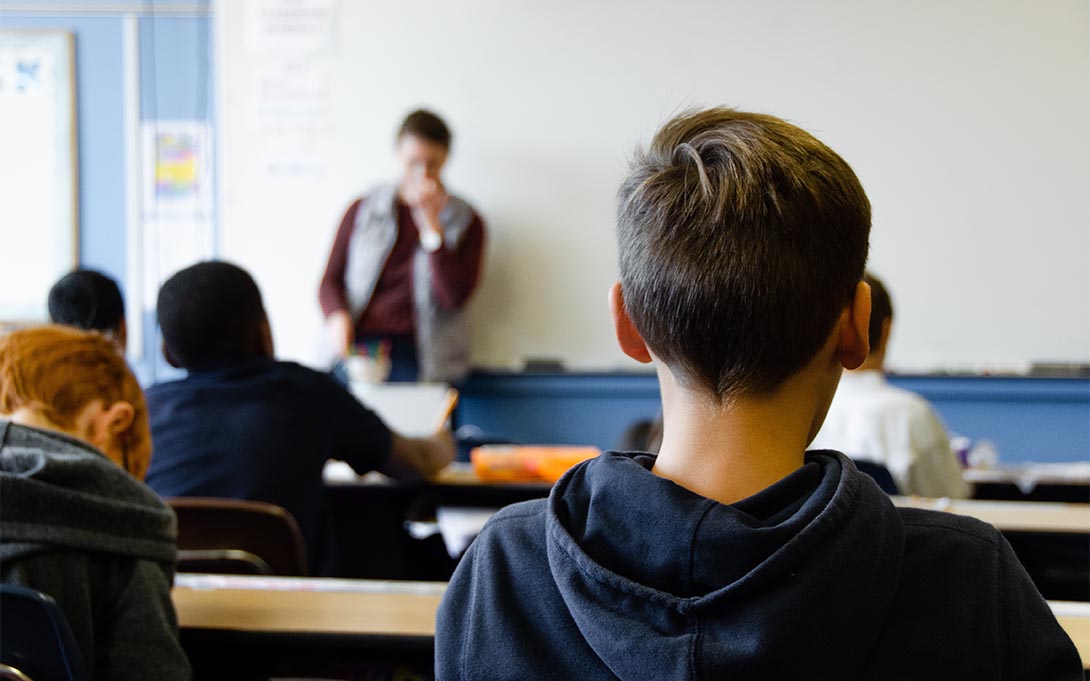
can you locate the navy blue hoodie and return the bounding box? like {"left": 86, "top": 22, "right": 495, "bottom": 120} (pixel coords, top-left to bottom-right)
{"left": 436, "top": 451, "right": 1080, "bottom": 680}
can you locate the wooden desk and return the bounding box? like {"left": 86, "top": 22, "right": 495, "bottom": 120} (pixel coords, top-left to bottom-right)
{"left": 1051, "top": 601, "right": 1090, "bottom": 670}
{"left": 174, "top": 574, "right": 444, "bottom": 678}
{"left": 966, "top": 463, "right": 1090, "bottom": 487}
{"left": 172, "top": 575, "right": 1089, "bottom": 673}
{"left": 321, "top": 464, "right": 1089, "bottom": 600}
{"left": 966, "top": 463, "right": 1090, "bottom": 503}
{"left": 333, "top": 464, "right": 1090, "bottom": 535}
{"left": 326, "top": 460, "right": 550, "bottom": 496}
{"left": 430, "top": 461, "right": 550, "bottom": 489}
{"left": 174, "top": 573, "right": 444, "bottom": 636}
{"left": 892, "top": 497, "right": 1090, "bottom": 534}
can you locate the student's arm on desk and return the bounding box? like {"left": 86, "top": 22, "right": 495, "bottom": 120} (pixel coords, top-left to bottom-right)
{"left": 380, "top": 430, "right": 456, "bottom": 481}
{"left": 320, "top": 368, "right": 454, "bottom": 479}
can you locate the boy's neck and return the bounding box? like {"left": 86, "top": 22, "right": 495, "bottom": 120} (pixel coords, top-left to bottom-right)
{"left": 651, "top": 367, "right": 831, "bottom": 506}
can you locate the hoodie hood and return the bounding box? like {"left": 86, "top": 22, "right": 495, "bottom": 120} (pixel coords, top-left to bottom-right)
{"left": 0, "top": 420, "right": 177, "bottom": 565}
{"left": 545, "top": 450, "right": 905, "bottom": 679}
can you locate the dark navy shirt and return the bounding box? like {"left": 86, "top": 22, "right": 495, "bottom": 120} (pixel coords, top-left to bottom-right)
{"left": 145, "top": 357, "right": 391, "bottom": 570}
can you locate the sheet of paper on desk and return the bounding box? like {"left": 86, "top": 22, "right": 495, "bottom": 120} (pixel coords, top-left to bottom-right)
{"left": 322, "top": 461, "right": 392, "bottom": 483}
{"left": 350, "top": 382, "right": 457, "bottom": 437}
{"left": 437, "top": 506, "right": 499, "bottom": 558}
{"left": 175, "top": 573, "right": 447, "bottom": 595}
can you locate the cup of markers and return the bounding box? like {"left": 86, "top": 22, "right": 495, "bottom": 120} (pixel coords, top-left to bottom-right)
{"left": 344, "top": 340, "right": 392, "bottom": 384}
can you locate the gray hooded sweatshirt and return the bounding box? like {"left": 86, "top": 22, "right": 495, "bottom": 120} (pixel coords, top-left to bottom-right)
{"left": 0, "top": 420, "right": 191, "bottom": 680}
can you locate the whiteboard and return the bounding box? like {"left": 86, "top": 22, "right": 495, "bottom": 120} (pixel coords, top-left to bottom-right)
{"left": 0, "top": 30, "right": 77, "bottom": 322}
{"left": 216, "top": 0, "right": 1090, "bottom": 373}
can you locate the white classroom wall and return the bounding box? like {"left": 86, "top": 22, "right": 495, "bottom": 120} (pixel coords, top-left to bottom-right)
{"left": 215, "top": 0, "right": 1090, "bottom": 373}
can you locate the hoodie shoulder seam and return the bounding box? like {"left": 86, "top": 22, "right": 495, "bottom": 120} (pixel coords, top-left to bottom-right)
{"left": 900, "top": 515, "right": 999, "bottom": 548}
{"left": 475, "top": 505, "right": 545, "bottom": 546}
{"left": 481, "top": 505, "right": 544, "bottom": 531}
{"left": 488, "top": 509, "right": 541, "bottom": 523}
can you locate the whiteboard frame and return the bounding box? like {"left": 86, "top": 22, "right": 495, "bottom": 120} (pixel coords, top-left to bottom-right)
{"left": 0, "top": 29, "right": 79, "bottom": 325}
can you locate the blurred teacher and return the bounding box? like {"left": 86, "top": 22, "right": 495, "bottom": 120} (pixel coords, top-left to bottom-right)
{"left": 320, "top": 110, "right": 486, "bottom": 384}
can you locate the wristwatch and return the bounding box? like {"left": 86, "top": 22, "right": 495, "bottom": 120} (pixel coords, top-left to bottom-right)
{"left": 420, "top": 228, "right": 443, "bottom": 253}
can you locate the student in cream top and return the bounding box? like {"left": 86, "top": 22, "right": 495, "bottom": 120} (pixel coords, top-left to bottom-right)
{"left": 811, "top": 273, "right": 970, "bottom": 499}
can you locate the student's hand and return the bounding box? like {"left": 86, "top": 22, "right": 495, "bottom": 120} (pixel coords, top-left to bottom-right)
{"left": 407, "top": 178, "right": 448, "bottom": 247}
{"left": 387, "top": 430, "right": 456, "bottom": 480}
{"left": 428, "top": 428, "right": 457, "bottom": 470}
{"left": 327, "top": 310, "right": 354, "bottom": 358}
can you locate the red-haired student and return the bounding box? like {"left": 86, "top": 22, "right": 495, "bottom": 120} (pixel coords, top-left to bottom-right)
{"left": 0, "top": 326, "right": 190, "bottom": 681}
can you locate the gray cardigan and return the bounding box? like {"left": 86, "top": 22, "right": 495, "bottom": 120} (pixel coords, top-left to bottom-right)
{"left": 0, "top": 421, "right": 190, "bottom": 681}
{"left": 346, "top": 183, "right": 476, "bottom": 383}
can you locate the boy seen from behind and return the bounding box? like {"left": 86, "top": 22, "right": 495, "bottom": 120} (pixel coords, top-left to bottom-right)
{"left": 144, "top": 261, "right": 454, "bottom": 574}
{"left": 1, "top": 326, "right": 189, "bottom": 680}
{"left": 48, "top": 269, "right": 127, "bottom": 353}
{"left": 811, "top": 271, "right": 971, "bottom": 498}
{"left": 435, "top": 108, "right": 1079, "bottom": 679}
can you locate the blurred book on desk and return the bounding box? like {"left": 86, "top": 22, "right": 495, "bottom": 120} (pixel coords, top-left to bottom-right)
{"left": 350, "top": 383, "right": 458, "bottom": 437}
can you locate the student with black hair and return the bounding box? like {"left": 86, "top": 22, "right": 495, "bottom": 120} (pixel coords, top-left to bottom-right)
{"left": 48, "top": 269, "right": 127, "bottom": 352}
{"left": 319, "top": 109, "right": 486, "bottom": 383}
{"left": 435, "top": 108, "right": 1079, "bottom": 679}
{"left": 144, "top": 261, "right": 454, "bottom": 573}
{"left": 811, "top": 272, "right": 970, "bottom": 498}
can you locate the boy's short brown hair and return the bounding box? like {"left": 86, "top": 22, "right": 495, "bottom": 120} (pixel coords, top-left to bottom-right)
{"left": 398, "top": 109, "right": 452, "bottom": 149}
{"left": 617, "top": 107, "right": 871, "bottom": 399}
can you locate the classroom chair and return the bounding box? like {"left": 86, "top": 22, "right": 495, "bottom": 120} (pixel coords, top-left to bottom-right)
{"left": 168, "top": 497, "right": 308, "bottom": 576}
{"left": 0, "top": 584, "right": 90, "bottom": 681}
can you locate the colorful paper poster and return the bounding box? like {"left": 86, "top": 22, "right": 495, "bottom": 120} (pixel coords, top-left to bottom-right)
{"left": 155, "top": 131, "right": 198, "bottom": 199}
{"left": 142, "top": 120, "right": 212, "bottom": 214}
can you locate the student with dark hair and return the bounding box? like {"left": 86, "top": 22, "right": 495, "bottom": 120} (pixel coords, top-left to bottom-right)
{"left": 435, "top": 108, "right": 1079, "bottom": 679}
{"left": 145, "top": 261, "right": 455, "bottom": 573}
{"left": 811, "top": 272, "right": 970, "bottom": 498}
{"left": 48, "top": 269, "right": 127, "bottom": 352}
{"left": 319, "top": 109, "right": 486, "bottom": 383}
{"left": 1, "top": 326, "right": 189, "bottom": 680}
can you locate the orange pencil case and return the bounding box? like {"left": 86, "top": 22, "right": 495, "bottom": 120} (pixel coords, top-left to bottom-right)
{"left": 471, "top": 445, "right": 600, "bottom": 483}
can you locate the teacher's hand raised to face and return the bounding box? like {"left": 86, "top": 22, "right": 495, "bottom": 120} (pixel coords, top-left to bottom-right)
{"left": 403, "top": 176, "right": 449, "bottom": 249}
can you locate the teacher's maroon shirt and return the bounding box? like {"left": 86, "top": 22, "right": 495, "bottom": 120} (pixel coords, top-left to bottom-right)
{"left": 319, "top": 197, "right": 485, "bottom": 337}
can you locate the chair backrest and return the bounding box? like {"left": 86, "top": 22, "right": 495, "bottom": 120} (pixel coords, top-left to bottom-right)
{"left": 852, "top": 459, "right": 900, "bottom": 495}
{"left": 0, "top": 584, "right": 90, "bottom": 681}
{"left": 168, "top": 497, "right": 308, "bottom": 576}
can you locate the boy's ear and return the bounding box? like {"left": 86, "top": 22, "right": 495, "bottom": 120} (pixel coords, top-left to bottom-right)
{"left": 113, "top": 317, "right": 128, "bottom": 354}
{"left": 836, "top": 280, "right": 871, "bottom": 370}
{"left": 161, "top": 340, "right": 182, "bottom": 368}
{"left": 259, "top": 315, "right": 275, "bottom": 359}
{"left": 102, "top": 401, "right": 135, "bottom": 436}
{"left": 609, "top": 282, "right": 652, "bottom": 364}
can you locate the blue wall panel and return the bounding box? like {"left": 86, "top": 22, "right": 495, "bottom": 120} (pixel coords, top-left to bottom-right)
{"left": 138, "top": 14, "right": 214, "bottom": 383}
{"left": 139, "top": 15, "right": 212, "bottom": 120}
{"left": 456, "top": 372, "right": 1090, "bottom": 465}
{"left": 2, "top": 7, "right": 214, "bottom": 384}
{"left": 457, "top": 373, "right": 662, "bottom": 453}
{"left": 892, "top": 376, "right": 1090, "bottom": 463}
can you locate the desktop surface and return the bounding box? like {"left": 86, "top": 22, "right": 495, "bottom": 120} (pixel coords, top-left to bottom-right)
{"left": 171, "top": 574, "right": 1088, "bottom": 671}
